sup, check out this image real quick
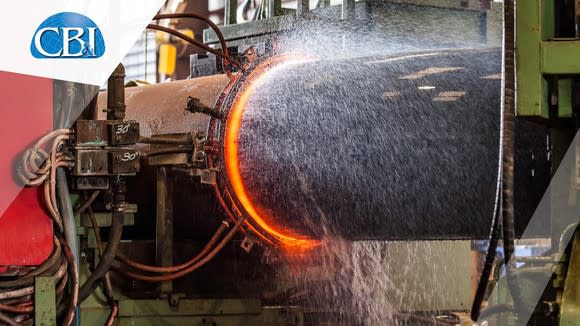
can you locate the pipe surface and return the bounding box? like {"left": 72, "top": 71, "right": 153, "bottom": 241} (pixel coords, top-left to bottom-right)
{"left": 220, "top": 49, "right": 504, "bottom": 241}
{"left": 97, "top": 75, "right": 229, "bottom": 137}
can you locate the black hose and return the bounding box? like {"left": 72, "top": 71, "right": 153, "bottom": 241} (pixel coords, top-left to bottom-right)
{"left": 470, "top": 195, "right": 501, "bottom": 321}
{"left": 501, "top": 0, "right": 527, "bottom": 321}
{"left": 471, "top": 0, "right": 524, "bottom": 321}
{"left": 0, "top": 238, "right": 61, "bottom": 288}
{"left": 0, "top": 311, "right": 18, "bottom": 326}
{"left": 74, "top": 191, "right": 100, "bottom": 217}
{"left": 147, "top": 24, "right": 230, "bottom": 63}
{"left": 77, "top": 208, "right": 124, "bottom": 303}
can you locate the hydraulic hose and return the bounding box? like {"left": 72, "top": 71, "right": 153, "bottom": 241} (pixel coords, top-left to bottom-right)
{"left": 78, "top": 210, "right": 123, "bottom": 303}
{"left": 501, "top": 0, "right": 527, "bottom": 321}
{"left": 115, "top": 221, "right": 229, "bottom": 273}
{"left": 112, "top": 218, "right": 243, "bottom": 282}
{"left": 470, "top": 193, "right": 502, "bottom": 321}
{"left": 471, "top": 0, "right": 520, "bottom": 320}
{"left": 0, "top": 238, "right": 62, "bottom": 288}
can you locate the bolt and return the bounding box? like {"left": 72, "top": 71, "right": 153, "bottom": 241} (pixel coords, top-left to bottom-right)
{"left": 132, "top": 124, "right": 139, "bottom": 132}
{"left": 196, "top": 152, "right": 207, "bottom": 160}
{"left": 114, "top": 135, "right": 122, "bottom": 144}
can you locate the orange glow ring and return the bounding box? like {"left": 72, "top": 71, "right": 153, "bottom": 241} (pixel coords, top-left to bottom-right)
{"left": 223, "top": 54, "right": 321, "bottom": 250}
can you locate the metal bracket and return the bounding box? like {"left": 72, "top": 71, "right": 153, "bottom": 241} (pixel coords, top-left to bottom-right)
{"left": 35, "top": 276, "right": 56, "bottom": 326}
{"left": 240, "top": 234, "right": 257, "bottom": 253}
{"left": 184, "top": 96, "right": 222, "bottom": 119}
{"left": 168, "top": 293, "right": 186, "bottom": 307}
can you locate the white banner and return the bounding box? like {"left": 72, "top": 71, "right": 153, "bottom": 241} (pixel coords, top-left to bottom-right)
{"left": 0, "top": 0, "right": 165, "bottom": 85}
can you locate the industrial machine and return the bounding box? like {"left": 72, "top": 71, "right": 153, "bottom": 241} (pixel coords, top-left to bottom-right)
{"left": 1, "top": 0, "right": 579, "bottom": 325}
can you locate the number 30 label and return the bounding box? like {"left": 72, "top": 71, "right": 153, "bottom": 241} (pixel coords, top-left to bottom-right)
{"left": 121, "top": 152, "right": 137, "bottom": 161}
{"left": 116, "top": 124, "right": 130, "bottom": 134}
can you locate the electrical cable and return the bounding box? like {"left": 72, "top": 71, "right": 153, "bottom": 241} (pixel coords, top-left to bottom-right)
{"left": 0, "top": 237, "right": 62, "bottom": 288}
{"left": 152, "top": 13, "right": 240, "bottom": 69}
{"left": 0, "top": 311, "right": 18, "bottom": 326}
{"left": 146, "top": 24, "right": 238, "bottom": 67}
{"left": 18, "top": 129, "right": 73, "bottom": 232}
{"left": 0, "top": 261, "right": 67, "bottom": 301}
{"left": 104, "top": 302, "right": 118, "bottom": 326}
{"left": 60, "top": 240, "right": 79, "bottom": 326}
{"left": 0, "top": 287, "right": 34, "bottom": 301}
{"left": 115, "top": 221, "right": 229, "bottom": 273}
{"left": 112, "top": 218, "right": 243, "bottom": 282}
{"left": 0, "top": 303, "right": 33, "bottom": 314}
{"left": 74, "top": 191, "right": 100, "bottom": 217}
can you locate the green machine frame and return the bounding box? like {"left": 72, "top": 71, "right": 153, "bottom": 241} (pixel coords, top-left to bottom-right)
{"left": 517, "top": 0, "right": 580, "bottom": 118}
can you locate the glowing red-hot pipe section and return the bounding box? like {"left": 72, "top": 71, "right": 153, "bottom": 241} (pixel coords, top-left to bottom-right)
{"left": 224, "top": 55, "right": 321, "bottom": 250}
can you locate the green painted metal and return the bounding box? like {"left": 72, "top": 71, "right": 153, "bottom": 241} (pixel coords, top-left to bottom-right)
{"left": 517, "top": 0, "right": 580, "bottom": 118}
{"left": 516, "top": 0, "right": 553, "bottom": 117}
{"left": 79, "top": 212, "right": 135, "bottom": 228}
{"left": 118, "top": 298, "right": 262, "bottom": 316}
{"left": 35, "top": 276, "right": 56, "bottom": 326}
{"left": 80, "top": 298, "right": 301, "bottom": 326}
{"left": 541, "top": 40, "right": 580, "bottom": 74}
{"left": 560, "top": 232, "right": 580, "bottom": 325}
{"left": 558, "top": 79, "right": 573, "bottom": 117}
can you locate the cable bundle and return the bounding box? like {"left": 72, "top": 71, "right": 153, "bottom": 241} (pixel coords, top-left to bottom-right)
{"left": 17, "top": 129, "right": 74, "bottom": 232}
{"left": 112, "top": 218, "right": 241, "bottom": 282}
{"left": 0, "top": 237, "right": 77, "bottom": 326}
{"left": 2, "top": 129, "right": 79, "bottom": 326}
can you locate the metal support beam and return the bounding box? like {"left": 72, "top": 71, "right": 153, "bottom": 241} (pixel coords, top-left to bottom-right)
{"left": 541, "top": 40, "right": 580, "bottom": 74}
{"left": 267, "top": 0, "right": 282, "bottom": 18}
{"left": 156, "top": 167, "right": 173, "bottom": 295}
{"left": 296, "top": 0, "right": 310, "bottom": 16}
{"left": 342, "top": 0, "right": 355, "bottom": 20}
{"left": 224, "top": 0, "right": 237, "bottom": 26}
{"left": 516, "top": 0, "right": 553, "bottom": 117}
{"left": 35, "top": 276, "right": 56, "bottom": 326}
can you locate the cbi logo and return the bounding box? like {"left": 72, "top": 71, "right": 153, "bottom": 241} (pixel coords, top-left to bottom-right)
{"left": 30, "top": 12, "right": 105, "bottom": 59}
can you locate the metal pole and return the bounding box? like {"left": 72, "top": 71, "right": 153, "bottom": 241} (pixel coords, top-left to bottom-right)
{"left": 267, "top": 0, "right": 281, "bottom": 18}
{"left": 297, "top": 0, "right": 310, "bottom": 16}
{"left": 156, "top": 167, "right": 174, "bottom": 295}
{"left": 106, "top": 64, "right": 126, "bottom": 121}
{"left": 224, "top": 0, "right": 237, "bottom": 26}
{"left": 341, "top": 0, "right": 355, "bottom": 20}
